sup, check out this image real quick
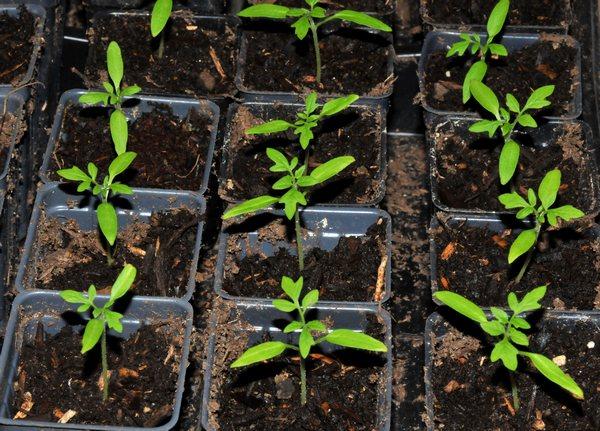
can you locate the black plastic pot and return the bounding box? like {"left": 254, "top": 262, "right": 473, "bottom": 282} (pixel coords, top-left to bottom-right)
{"left": 218, "top": 96, "right": 388, "bottom": 206}
{"left": 419, "top": 0, "right": 572, "bottom": 34}
{"left": 235, "top": 24, "right": 396, "bottom": 101}
{"left": 427, "top": 116, "right": 600, "bottom": 215}
{"left": 0, "top": 92, "right": 26, "bottom": 214}
{"left": 424, "top": 310, "right": 600, "bottom": 430}
{"left": 214, "top": 206, "right": 392, "bottom": 306}
{"left": 418, "top": 31, "right": 583, "bottom": 121}
{"left": 389, "top": 54, "right": 425, "bottom": 134}
{"left": 200, "top": 300, "right": 393, "bottom": 431}
{"left": 0, "top": 291, "right": 193, "bottom": 430}
{"left": 14, "top": 182, "right": 205, "bottom": 301}
{"left": 39, "top": 89, "right": 219, "bottom": 195}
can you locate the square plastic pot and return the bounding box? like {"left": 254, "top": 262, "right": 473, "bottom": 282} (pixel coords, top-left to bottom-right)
{"left": 427, "top": 117, "right": 600, "bottom": 216}
{"left": 14, "top": 182, "right": 205, "bottom": 301}
{"left": 214, "top": 206, "right": 392, "bottom": 307}
{"left": 39, "top": 89, "right": 219, "bottom": 195}
{"left": 0, "top": 3, "right": 46, "bottom": 94}
{"left": 419, "top": 0, "right": 572, "bottom": 34}
{"left": 418, "top": 31, "right": 583, "bottom": 121}
{"left": 424, "top": 310, "right": 600, "bottom": 430}
{"left": 200, "top": 300, "right": 393, "bottom": 431}
{"left": 218, "top": 96, "right": 389, "bottom": 207}
{"left": 0, "top": 92, "right": 26, "bottom": 214}
{"left": 0, "top": 291, "right": 193, "bottom": 430}
{"left": 235, "top": 25, "right": 396, "bottom": 101}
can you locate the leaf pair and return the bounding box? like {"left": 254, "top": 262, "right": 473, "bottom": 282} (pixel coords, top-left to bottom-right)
{"left": 60, "top": 264, "right": 137, "bottom": 353}
{"left": 434, "top": 287, "right": 583, "bottom": 400}
{"left": 231, "top": 275, "right": 387, "bottom": 368}
{"left": 57, "top": 152, "right": 137, "bottom": 246}
{"left": 499, "top": 169, "right": 584, "bottom": 263}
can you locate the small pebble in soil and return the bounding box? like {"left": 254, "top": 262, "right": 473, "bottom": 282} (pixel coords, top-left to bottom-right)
{"left": 587, "top": 341, "right": 595, "bottom": 349}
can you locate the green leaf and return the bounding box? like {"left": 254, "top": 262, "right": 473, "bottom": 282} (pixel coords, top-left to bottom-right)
{"left": 490, "top": 338, "right": 518, "bottom": 370}
{"left": 434, "top": 291, "right": 488, "bottom": 324}
{"left": 103, "top": 81, "right": 114, "bottom": 94}
{"left": 447, "top": 39, "right": 471, "bottom": 57}
{"left": 88, "top": 285, "right": 97, "bottom": 302}
{"left": 309, "top": 156, "right": 354, "bottom": 184}
{"left": 292, "top": 15, "right": 310, "bottom": 39}
{"left": 283, "top": 321, "right": 304, "bottom": 333}
{"left": 471, "top": 80, "right": 500, "bottom": 119}
{"left": 273, "top": 299, "right": 297, "bottom": 313}
{"left": 507, "top": 292, "right": 519, "bottom": 312}
{"left": 79, "top": 92, "right": 109, "bottom": 106}
{"left": 97, "top": 202, "right": 118, "bottom": 246}
{"left": 521, "top": 352, "right": 584, "bottom": 400}
{"left": 517, "top": 114, "right": 537, "bottom": 128}
{"left": 304, "top": 92, "right": 318, "bottom": 114}
{"left": 281, "top": 276, "right": 303, "bottom": 302}
{"left": 60, "top": 290, "right": 88, "bottom": 304}
{"left": 498, "top": 192, "right": 529, "bottom": 209}
{"left": 297, "top": 176, "right": 319, "bottom": 187}
{"left": 320, "top": 94, "right": 359, "bottom": 117}
{"left": 490, "top": 307, "right": 509, "bottom": 324}
{"left": 511, "top": 317, "right": 531, "bottom": 329}
{"left": 508, "top": 228, "right": 537, "bottom": 264}
{"left": 515, "top": 285, "right": 547, "bottom": 314}
{"left": 109, "top": 264, "right": 137, "bottom": 304}
{"left": 121, "top": 85, "right": 141, "bottom": 97}
{"left": 266, "top": 148, "right": 290, "bottom": 170}
{"left": 110, "top": 109, "right": 128, "bottom": 155}
{"left": 528, "top": 189, "right": 537, "bottom": 207}
{"left": 525, "top": 85, "right": 555, "bottom": 110}
{"left": 107, "top": 41, "right": 123, "bottom": 91}
{"left": 272, "top": 175, "right": 294, "bottom": 191}
{"left": 238, "top": 4, "right": 290, "bottom": 19}
{"left": 538, "top": 169, "right": 561, "bottom": 210}
{"left": 468, "top": 119, "right": 501, "bottom": 137}
{"left": 310, "top": 6, "right": 325, "bottom": 18}
{"left": 57, "top": 166, "right": 91, "bottom": 182}
{"left": 287, "top": 7, "right": 308, "bottom": 17}
{"left": 231, "top": 341, "right": 288, "bottom": 368}
{"left": 87, "top": 163, "right": 98, "bottom": 181}
{"left": 325, "top": 329, "right": 388, "bottom": 352}
{"left": 247, "top": 120, "right": 294, "bottom": 135}
{"left": 509, "top": 327, "right": 529, "bottom": 346}
{"left": 105, "top": 309, "right": 124, "bottom": 332}
{"left": 546, "top": 205, "right": 584, "bottom": 226}
{"left": 301, "top": 289, "right": 319, "bottom": 309}
{"left": 516, "top": 207, "right": 534, "bottom": 219}
{"left": 329, "top": 10, "right": 392, "bottom": 32}
{"left": 77, "top": 181, "right": 91, "bottom": 193}
{"left": 505, "top": 94, "right": 520, "bottom": 113}
{"left": 480, "top": 320, "right": 505, "bottom": 336}
{"left": 77, "top": 304, "right": 91, "bottom": 313}
{"left": 110, "top": 183, "right": 134, "bottom": 195}
{"left": 108, "top": 151, "right": 137, "bottom": 181}
{"left": 297, "top": 126, "right": 314, "bottom": 150}
{"left": 279, "top": 188, "right": 306, "bottom": 220}
{"left": 306, "top": 320, "right": 326, "bottom": 331}
{"left": 151, "top": 0, "right": 173, "bottom": 37}
{"left": 462, "top": 60, "right": 488, "bottom": 103}
{"left": 486, "top": 0, "right": 509, "bottom": 39}
{"left": 222, "top": 195, "right": 279, "bottom": 219}
{"left": 299, "top": 327, "right": 314, "bottom": 358}
{"left": 488, "top": 43, "right": 508, "bottom": 56}
{"left": 81, "top": 318, "right": 104, "bottom": 354}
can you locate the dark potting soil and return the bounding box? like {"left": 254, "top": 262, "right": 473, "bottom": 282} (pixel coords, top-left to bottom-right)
{"left": 223, "top": 219, "right": 387, "bottom": 302}
{"left": 239, "top": 25, "right": 393, "bottom": 96}
{"left": 27, "top": 208, "right": 199, "bottom": 297}
{"left": 433, "top": 219, "right": 600, "bottom": 310}
{"left": 431, "top": 120, "right": 597, "bottom": 213}
{"left": 245, "top": 0, "right": 395, "bottom": 14}
{"left": 0, "top": 7, "right": 36, "bottom": 85}
{"left": 423, "top": 37, "right": 579, "bottom": 117}
{"left": 86, "top": 13, "right": 237, "bottom": 96}
{"left": 0, "top": 113, "right": 18, "bottom": 168}
{"left": 221, "top": 104, "right": 384, "bottom": 205}
{"left": 208, "top": 306, "right": 388, "bottom": 431}
{"left": 421, "top": 0, "right": 570, "bottom": 27}
{"left": 429, "top": 315, "right": 600, "bottom": 430}
{"left": 12, "top": 323, "right": 184, "bottom": 426}
{"left": 47, "top": 103, "right": 213, "bottom": 191}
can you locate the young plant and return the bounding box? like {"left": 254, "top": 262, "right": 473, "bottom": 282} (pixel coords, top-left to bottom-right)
{"left": 238, "top": 0, "right": 392, "bottom": 84}
{"left": 231, "top": 275, "right": 387, "bottom": 405}
{"left": 446, "top": 0, "right": 509, "bottom": 103}
{"left": 57, "top": 152, "right": 137, "bottom": 266}
{"left": 60, "top": 264, "right": 137, "bottom": 402}
{"left": 434, "top": 286, "right": 583, "bottom": 412}
{"left": 499, "top": 169, "right": 584, "bottom": 283}
{"left": 150, "top": 0, "right": 172, "bottom": 58}
{"left": 469, "top": 81, "right": 555, "bottom": 185}
{"left": 79, "top": 41, "right": 141, "bottom": 155}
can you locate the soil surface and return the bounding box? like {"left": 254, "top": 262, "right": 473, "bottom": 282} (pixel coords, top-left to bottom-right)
{"left": 12, "top": 323, "right": 184, "bottom": 427}
{"left": 432, "top": 217, "right": 600, "bottom": 311}
{"left": 0, "top": 113, "right": 18, "bottom": 169}
{"left": 421, "top": 0, "right": 571, "bottom": 27}
{"left": 223, "top": 219, "right": 388, "bottom": 302}
{"left": 207, "top": 304, "right": 388, "bottom": 431}
{"left": 27, "top": 208, "right": 199, "bottom": 297}
{"left": 423, "top": 38, "right": 579, "bottom": 117}
{"left": 431, "top": 120, "right": 597, "bottom": 213}
{"left": 47, "top": 102, "right": 214, "bottom": 191}
{"left": 86, "top": 13, "right": 238, "bottom": 96}
{"left": 220, "top": 104, "right": 384, "bottom": 205}
{"left": 239, "top": 24, "right": 393, "bottom": 96}
{"left": 246, "top": 0, "right": 395, "bottom": 14}
{"left": 429, "top": 314, "right": 600, "bottom": 430}
{"left": 0, "top": 7, "right": 36, "bottom": 85}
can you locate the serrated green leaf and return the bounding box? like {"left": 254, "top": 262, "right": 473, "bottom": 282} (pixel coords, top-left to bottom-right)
{"left": 469, "top": 119, "right": 501, "bottom": 137}
{"left": 272, "top": 175, "right": 294, "bottom": 190}
{"left": 434, "top": 291, "right": 488, "bottom": 324}
{"left": 266, "top": 147, "right": 290, "bottom": 170}
{"left": 514, "top": 285, "right": 547, "bottom": 314}
{"left": 281, "top": 276, "right": 302, "bottom": 301}
{"left": 231, "top": 341, "right": 288, "bottom": 367}
{"left": 490, "top": 307, "right": 509, "bottom": 323}
{"left": 490, "top": 338, "right": 518, "bottom": 370}
{"left": 325, "top": 329, "right": 387, "bottom": 352}
{"left": 546, "top": 205, "right": 584, "bottom": 226}
{"left": 498, "top": 192, "right": 529, "bottom": 209}
{"left": 480, "top": 320, "right": 505, "bottom": 336}
{"left": 273, "top": 299, "right": 297, "bottom": 313}
{"left": 105, "top": 309, "right": 124, "bottom": 332}
{"left": 97, "top": 202, "right": 118, "bottom": 246}
{"left": 292, "top": 15, "right": 310, "bottom": 39}
{"left": 301, "top": 289, "right": 319, "bottom": 308}
{"left": 508, "top": 228, "right": 537, "bottom": 264}
{"left": 525, "top": 85, "right": 555, "bottom": 111}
